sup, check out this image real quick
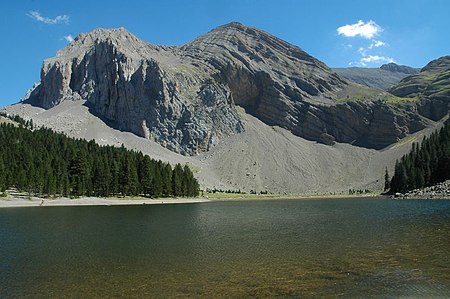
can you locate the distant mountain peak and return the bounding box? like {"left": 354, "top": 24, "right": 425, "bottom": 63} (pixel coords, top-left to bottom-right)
{"left": 421, "top": 55, "right": 450, "bottom": 72}
{"left": 389, "top": 55, "right": 450, "bottom": 121}
{"left": 216, "top": 21, "right": 246, "bottom": 29}
{"left": 54, "top": 26, "right": 160, "bottom": 60}
{"left": 72, "top": 27, "right": 138, "bottom": 45}
{"left": 380, "top": 63, "right": 419, "bottom": 75}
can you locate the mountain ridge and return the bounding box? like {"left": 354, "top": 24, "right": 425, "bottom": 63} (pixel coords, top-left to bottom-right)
{"left": 20, "top": 23, "right": 443, "bottom": 154}
{"left": 3, "top": 23, "right": 449, "bottom": 193}
{"left": 389, "top": 55, "right": 450, "bottom": 121}
{"left": 333, "top": 63, "right": 419, "bottom": 90}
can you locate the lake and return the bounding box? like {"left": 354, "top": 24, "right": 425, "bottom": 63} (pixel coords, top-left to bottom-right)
{"left": 1, "top": 198, "right": 449, "bottom": 297}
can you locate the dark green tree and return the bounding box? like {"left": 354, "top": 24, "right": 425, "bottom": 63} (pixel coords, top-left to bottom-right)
{"left": 0, "top": 158, "right": 5, "bottom": 192}
{"left": 384, "top": 167, "right": 390, "bottom": 191}
{"left": 140, "top": 156, "right": 153, "bottom": 196}
{"left": 172, "top": 164, "right": 184, "bottom": 196}
{"left": 0, "top": 122, "right": 201, "bottom": 199}
{"left": 69, "top": 150, "right": 88, "bottom": 196}
{"left": 389, "top": 120, "right": 450, "bottom": 193}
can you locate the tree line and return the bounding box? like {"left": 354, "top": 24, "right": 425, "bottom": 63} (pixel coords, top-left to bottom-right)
{"left": 0, "top": 120, "right": 199, "bottom": 198}
{"left": 388, "top": 120, "right": 450, "bottom": 193}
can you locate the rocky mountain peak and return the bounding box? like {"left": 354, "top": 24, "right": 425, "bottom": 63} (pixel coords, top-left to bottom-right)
{"left": 24, "top": 23, "right": 440, "bottom": 154}
{"left": 380, "top": 63, "right": 419, "bottom": 75}
{"left": 182, "top": 22, "right": 321, "bottom": 66}
{"left": 214, "top": 21, "right": 247, "bottom": 31}
{"left": 181, "top": 21, "right": 347, "bottom": 115}
{"left": 54, "top": 27, "right": 161, "bottom": 61}
{"left": 76, "top": 27, "right": 132, "bottom": 42}
{"left": 389, "top": 55, "right": 450, "bottom": 121}
{"left": 421, "top": 55, "right": 450, "bottom": 72}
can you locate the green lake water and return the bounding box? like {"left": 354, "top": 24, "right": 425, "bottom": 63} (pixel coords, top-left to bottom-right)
{"left": 1, "top": 198, "right": 449, "bottom": 298}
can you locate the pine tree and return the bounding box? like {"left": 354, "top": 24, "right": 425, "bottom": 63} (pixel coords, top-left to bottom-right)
{"left": 162, "top": 163, "right": 173, "bottom": 196}
{"left": 128, "top": 158, "right": 139, "bottom": 196}
{"left": 416, "top": 169, "right": 425, "bottom": 189}
{"left": 397, "top": 164, "right": 408, "bottom": 193}
{"left": 183, "top": 164, "right": 199, "bottom": 196}
{"left": 140, "top": 156, "right": 153, "bottom": 197}
{"left": 152, "top": 170, "right": 163, "bottom": 197}
{"left": 69, "top": 151, "right": 87, "bottom": 196}
{"left": 0, "top": 157, "right": 5, "bottom": 192}
{"left": 172, "top": 164, "right": 183, "bottom": 196}
{"left": 384, "top": 167, "right": 390, "bottom": 191}
{"left": 109, "top": 160, "right": 120, "bottom": 196}
{"left": 119, "top": 156, "right": 131, "bottom": 196}
{"left": 93, "top": 157, "right": 109, "bottom": 197}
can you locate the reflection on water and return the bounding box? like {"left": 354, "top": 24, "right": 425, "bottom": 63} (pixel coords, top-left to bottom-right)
{"left": 1, "top": 198, "right": 449, "bottom": 297}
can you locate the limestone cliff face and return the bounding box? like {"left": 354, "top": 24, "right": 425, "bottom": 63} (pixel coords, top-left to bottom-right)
{"left": 29, "top": 28, "right": 243, "bottom": 155}
{"left": 180, "top": 23, "right": 429, "bottom": 149}
{"left": 27, "top": 23, "right": 437, "bottom": 153}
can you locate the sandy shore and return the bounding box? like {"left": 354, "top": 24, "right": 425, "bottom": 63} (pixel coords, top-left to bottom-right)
{"left": 4, "top": 189, "right": 445, "bottom": 208}
{"left": 206, "top": 193, "right": 382, "bottom": 201}
{"left": 0, "top": 192, "right": 386, "bottom": 208}
{"left": 0, "top": 196, "right": 210, "bottom": 208}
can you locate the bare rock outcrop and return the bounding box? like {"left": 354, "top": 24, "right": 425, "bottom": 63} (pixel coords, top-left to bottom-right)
{"left": 28, "top": 28, "right": 243, "bottom": 155}
{"left": 380, "top": 63, "right": 419, "bottom": 75}
{"left": 180, "top": 23, "right": 431, "bottom": 149}
{"left": 25, "top": 23, "right": 440, "bottom": 154}
{"left": 390, "top": 56, "right": 450, "bottom": 122}
{"left": 395, "top": 180, "right": 450, "bottom": 199}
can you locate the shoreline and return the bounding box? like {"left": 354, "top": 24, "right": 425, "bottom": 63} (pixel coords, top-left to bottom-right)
{"left": 0, "top": 192, "right": 384, "bottom": 208}
{"left": 206, "top": 193, "right": 383, "bottom": 201}
{"left": 392, "top": 180, "right": 450, "bottom": 200}
{"left": 2, "top": 192, "right": 447, "bottom": 208}
{"left": 0, "top": 196, "right": 210, "bottom": 208}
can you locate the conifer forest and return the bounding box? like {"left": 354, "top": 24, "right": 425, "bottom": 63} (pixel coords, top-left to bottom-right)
{"left": 0, "top": 118, "right": 199, "bottom": 198}
{"left": 389, "top": 120, "right": 450, "bottom": 193}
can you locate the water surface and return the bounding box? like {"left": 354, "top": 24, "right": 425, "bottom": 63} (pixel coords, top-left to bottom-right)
{"left": 1, "top": 198, "right": 449, "bottom": 297}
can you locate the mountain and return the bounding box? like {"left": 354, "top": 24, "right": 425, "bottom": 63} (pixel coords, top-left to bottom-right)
{"left": 2, "top": 23, "right": 448, "bottom": 193}
{"left": 333, "top": 63, "right": 419, "bottom": 90}
{"left": 389, "top": 56, "right": 450, "bottom": 121}
{"left": 21, "top": 23, "right": 433, "bottom": 153}
{"left": 380, "top": 63, "right": 418, "bottom": 74}
{"left": 27, "top": 27, "right": 243, "bottom": 155}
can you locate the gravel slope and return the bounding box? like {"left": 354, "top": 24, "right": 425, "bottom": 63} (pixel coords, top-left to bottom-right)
{"left": 2, "top": 102, "right": 445, "bottom": 194}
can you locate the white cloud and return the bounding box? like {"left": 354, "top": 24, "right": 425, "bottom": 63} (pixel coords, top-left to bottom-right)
{"left": 27, "top": 10, "right": 69, "bottom": 25}
{"left": 348, "top": 61, "right": 366, "bottom": 67}
{"left": 337, "top": 20, "right": 382, "bottom": 39}
{"left": 64, "top": 34, "right": 74, "bottom": 42}
{"left": 338, "top": 20, "right": 394, "bottom": 66}
{"left": 358, "top": 40, "right": 386, "bottom": 56}
{"left": 369, "top": 40, "right": 386, "bottom": 49}
{"left": 361, "top": 55, "right": 395, "bottom": 64}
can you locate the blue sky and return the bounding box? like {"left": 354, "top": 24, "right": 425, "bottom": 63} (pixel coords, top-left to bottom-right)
{"left": 1, "top": 0, "right": 449, "bottom": 106}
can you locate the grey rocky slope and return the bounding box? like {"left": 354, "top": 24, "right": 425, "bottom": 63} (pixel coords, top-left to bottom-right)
{"left": 380, "top": 63, "right": 419, "bottom": 74}
{"left": 333, "top": 63, "right": 419, "bottom": 90}
{"left": 389, "top": 55, "right": 450, "bottom": 121}
{"left": 23, "top": 23, "right": 437, "bottom": 153}
{"left": 28, "top": 28, "right": 243, "bottom": 155}
{"left": 3, "top": 101, "right": 445, "bottom": 193}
